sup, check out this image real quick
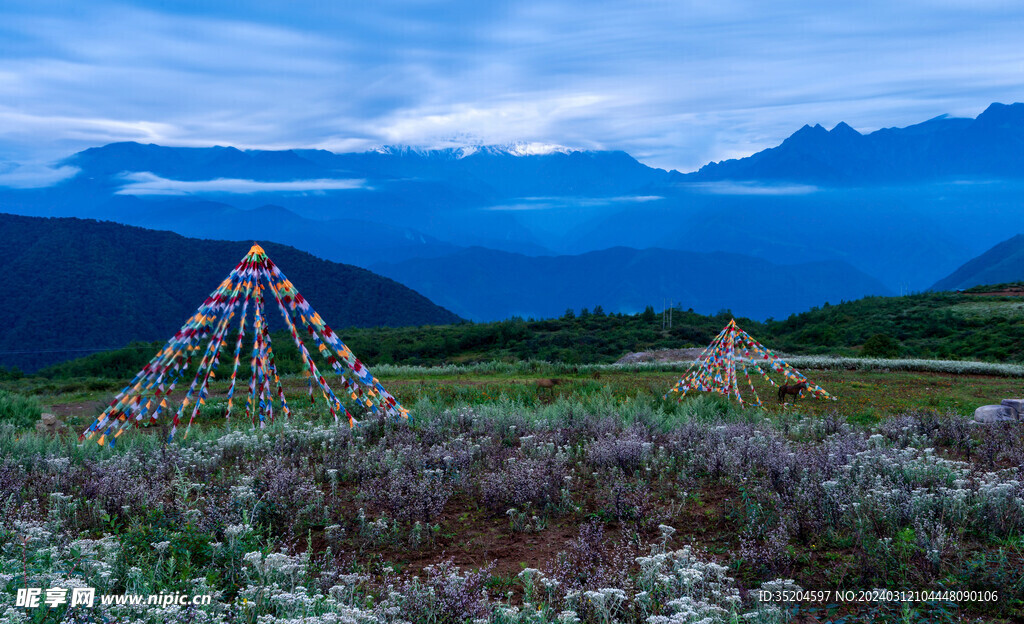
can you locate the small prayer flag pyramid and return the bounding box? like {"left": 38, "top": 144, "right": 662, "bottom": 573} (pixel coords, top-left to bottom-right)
{"left": 81, "top": 243, "right": 408, "bottom": 445}
{"left": 665, "top": 319, "right": 835, "bottom": 407}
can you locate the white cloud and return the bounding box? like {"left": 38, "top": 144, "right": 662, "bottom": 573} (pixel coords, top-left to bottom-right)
{"left": 366, "top": 94, "right": 611, "bottom": 151}
{"left": 115, "top": 172, "right": 366, "bottom": 196}
{"left": 1, "top": 1, "right": 1023, "bottom": 171}
{"left": 687, "top": 181, "right": 818, "bottom": 196}
{"left": 0, "top": 162, "right": 79, "bottom": 188}
{"left": 486, "top": 195, "right": 664, "bottom": 210}
{"left": 610, "top": 195, "right": 663, "bottom": 203}
{"left": 0, "top": 108, "right": 178, "bottom": 149}
{"left": 485, "top": 202, "right": 557, "bottom": 211}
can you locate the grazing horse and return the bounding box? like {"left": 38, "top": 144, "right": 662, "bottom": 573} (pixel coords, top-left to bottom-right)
{"left": 778, "top": 381, "right": 808, "bottom": 404}
{"left": 536, "top": 378, "right": 562, "bottom": 396}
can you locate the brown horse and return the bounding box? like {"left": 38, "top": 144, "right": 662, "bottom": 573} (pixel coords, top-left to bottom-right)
{"left": 536, "top": 378, "right": 562, "bottom": 396}
{"left": 778, "top": 381, "right": 808, "bottom": 403}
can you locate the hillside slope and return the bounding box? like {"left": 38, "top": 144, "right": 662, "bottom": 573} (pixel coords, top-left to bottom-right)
{"left": 763, "top": 290, "right": 1024, "bottom": 362}
{"left": 931, "top": 234, "right": 1024, "bottom": 291}
{"left": 0, "top": 213, "right": 460, "bottom": 371}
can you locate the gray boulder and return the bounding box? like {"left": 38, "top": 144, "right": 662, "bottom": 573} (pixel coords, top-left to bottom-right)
{"left": 973, "top": 404, "right": 1018, "bottom": 423}
{"left": 1001, "top": 399, "right": 1024, "bottom": 416}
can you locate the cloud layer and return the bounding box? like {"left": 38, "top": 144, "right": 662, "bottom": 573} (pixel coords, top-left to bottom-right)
{"left": 486, "top": 195, "right": 664, "bottom": 211}
{"left": 0, "top": 162, "right": 79, "bottom": 188}
{"left": 116, "top": 172, "right": 365, "bottom": 195}
{"left": 1, "top": 1, "right": 1023, "bottom": 172}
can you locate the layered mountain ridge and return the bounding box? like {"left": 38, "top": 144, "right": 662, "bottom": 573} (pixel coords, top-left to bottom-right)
{"left": 685, "top": 102, "right": 1024, "bottom": 184}
{"left": 2, "top": 102, "right": 1024, "bottom": 330}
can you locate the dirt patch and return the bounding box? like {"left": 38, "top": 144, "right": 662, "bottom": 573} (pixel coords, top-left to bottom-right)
{"left": 663, "top": 484, "right": 742, "bottom": 552}
{"left": 45, "top": 399, "right": 106, "bottom": 425}
{"left": 291, "top": 495, "right": 586, "bottom": 582}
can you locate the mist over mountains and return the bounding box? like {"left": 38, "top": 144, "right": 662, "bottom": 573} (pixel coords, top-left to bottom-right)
{"left": 1, "top": 103, "right": 1023, "bottom": 323}
{"left": 373, "top": 247, "right": 891, "bottom": 322}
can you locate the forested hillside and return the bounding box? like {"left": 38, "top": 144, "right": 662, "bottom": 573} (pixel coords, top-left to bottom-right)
{"left": 0, "top": 214, "right": 460, "bottom": 371}
{"left": 25, "top": 287, "right": 1024, "bottom": 380}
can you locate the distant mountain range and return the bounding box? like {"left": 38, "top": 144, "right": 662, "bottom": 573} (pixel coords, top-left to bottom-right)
{"left": 2, "top": 103, "right": 1024, "bottom": 324}
{"left": 932, "top": 234, "right": 1024, "bottom": 291}
{"left": 65, "top": 141, "right": 669, "bottom": 196}
{"left": 2, "top": 141, "right": 671, "bottom": 265}
{"left": 95, "top": 195, "right": 466, "bottom": 266}
{"left": 684, "top": 102, "right": 1024, "bottom": 184}
{"left": 373, "top": 246, "right": 892, "bottom": 321}
{"left": 0, "top": 213, "right": 459, "bottom": 371}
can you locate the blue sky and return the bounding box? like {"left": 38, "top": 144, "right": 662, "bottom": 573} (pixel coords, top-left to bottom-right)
{"left": 1, "top": 0, "right": 1022, "bottom": 175}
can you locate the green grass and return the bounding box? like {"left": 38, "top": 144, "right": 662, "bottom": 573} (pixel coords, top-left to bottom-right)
{"left": 949, "top": 301, "right": 1024, "bottom": 319}
{"left": 0, "top": 387, "right": 42, "bottom": 429}
{"left": 11, "top": 360, "right": 1022, "bottom": 439}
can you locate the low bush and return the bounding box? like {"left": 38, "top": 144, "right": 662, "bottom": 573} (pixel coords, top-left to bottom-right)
{"left": 0, "top": 388, "right": 42, "bottom": 429}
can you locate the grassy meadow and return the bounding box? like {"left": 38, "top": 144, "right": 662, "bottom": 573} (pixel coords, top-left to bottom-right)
{"left": 1, "top": 359, "right": 1023, "bottom": 623}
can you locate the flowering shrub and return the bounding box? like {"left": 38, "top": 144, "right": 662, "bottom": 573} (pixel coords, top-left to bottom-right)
{"left": 362, "top": 467, "right": 452, "bottom": 523}
{"left": 587, "top": 435, "right": 652, "bottom": 475}
{"left": 550, "top": 522, "right": 636, "bottom": 595}
{"left": 391, "top": 560, "right": 495, "bottom": 623}
{"left": 480, "top": 457, "right": 567, "bottom": 513}
{"left": 2, "top": 397, "right": 1023, "bottom": 621}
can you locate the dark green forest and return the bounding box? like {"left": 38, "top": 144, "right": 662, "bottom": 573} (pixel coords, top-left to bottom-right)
{"left": 12, "top": 286, "right": 1022, "bottom": 381}
{"left": 766, "top": 287, "right": 1024, "bottom": 361}
{"left": 0, "top": 213, "right": 460, "bottom": 371}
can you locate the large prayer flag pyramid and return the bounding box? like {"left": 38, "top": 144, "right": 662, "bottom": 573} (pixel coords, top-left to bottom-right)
{"left": 665, "top": 319, "right": 835, "bottom": 407}
{"left": 82, "top": 244, "right": 407, "bottom": 445}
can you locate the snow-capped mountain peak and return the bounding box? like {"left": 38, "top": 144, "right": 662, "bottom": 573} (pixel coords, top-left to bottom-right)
{"left": 486, "top": 141, "right": 577, "bottom": 157}
{"left": 369, "top": 141, "right": 578, "bottom": 158}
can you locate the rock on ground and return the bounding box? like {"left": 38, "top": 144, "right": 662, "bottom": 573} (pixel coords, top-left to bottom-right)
{"left": 35, "top": 412, "right": 68, "bottom": 436}
{"left": 1001, "top": 399, "right": 1024, "bottom": 415}
{"left": 973, "top": 404, "right": 1018, "bottom": 424}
